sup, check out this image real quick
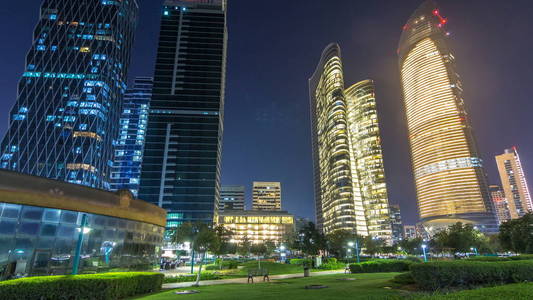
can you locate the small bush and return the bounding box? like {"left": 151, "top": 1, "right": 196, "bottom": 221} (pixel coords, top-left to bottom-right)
{"left": 317, "top": 261, "right": 346, "bottom": 270}
{"left": 349, "top": 260, "right": 413, "bottom": 273}
{"left": 410, "top": 260, "right": 533, "bottom": 291}
{"left": 323, "top": 257, "right": 337, "bottom": 264}
{"left": 163, "top": 273, "right": 222, "bottom": 283}
{"left": 289, "top": 258, "right": 312, "bottom": 265}
{"left": 0, "top": 272, "right": 163, "bottom": 300}
{"left": 404, "top": 256, "right": 423, "bottom": 263}
{"left": 391, "top": 272, "right": 415, "bottom": 285}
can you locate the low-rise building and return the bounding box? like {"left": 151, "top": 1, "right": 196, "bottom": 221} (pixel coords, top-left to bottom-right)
{"left": 217, "top": 209, "right": 294, "bottom": 244}
{"left": 0, "top": 169, "right": 166, "bottom": 278}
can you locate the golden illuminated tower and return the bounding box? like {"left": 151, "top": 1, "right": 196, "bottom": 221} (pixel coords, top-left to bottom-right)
{"left": 398, "top": 0, "right": 497, "bottom": 233}
{"left": 310, "top": 45, "right": 392, "bottom": 242}
{"left": 252, "top": 181, "right": 281, "bottom": 211}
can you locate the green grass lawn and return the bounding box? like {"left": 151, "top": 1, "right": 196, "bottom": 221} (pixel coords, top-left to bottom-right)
{"left": 136, "top": 273, "right": 406, "bottom": 300}
{"left": 418, "top": 283, "right": 533, "bottom": 299}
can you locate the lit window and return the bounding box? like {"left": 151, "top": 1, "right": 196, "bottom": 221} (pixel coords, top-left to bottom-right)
{"left": 13, "top": 114, "right": 26, "bottom": 121}
{"left": 36, "top": 45, "right": 46, "bottom": 51}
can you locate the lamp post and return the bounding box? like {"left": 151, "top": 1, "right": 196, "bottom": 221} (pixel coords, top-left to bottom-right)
{"left": 421, "top": 244, "right": 428, "bottom": 263}
{"left": 72, "top": 214, "right": 90, "bottom": 275}
{"left": 470, "top": 247, "right": 478, "bottom": 256}
{"left": 348, "top": 240, "right": 360, "bottom": 263}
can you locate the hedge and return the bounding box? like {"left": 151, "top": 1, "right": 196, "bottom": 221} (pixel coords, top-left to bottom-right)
{"left": 289, "top": 258, "right": 312, "bottom": 265}
{"left": 349, "top": 259, "right": 413, "bottom": 273}
{"left": 465, "top": 256, "right": 511, "bottom": 262}
{"left": 410, "top": 260, "right": 533, "bottom": 290}
{"left": 419, "top": 282, "right": 533, "bottom": 299}
{"left": 205, "top": 260, "right": 239, "bottom": 270}
{"left": 163, "top": 273, "right": 222, "bottom": 283}
{"left": 0, "top": 272, "right": 163, "bottom": 300}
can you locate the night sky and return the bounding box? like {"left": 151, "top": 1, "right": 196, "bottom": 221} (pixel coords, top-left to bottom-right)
{"left": 1, "top": 0, "right": 532, "bottom": 225}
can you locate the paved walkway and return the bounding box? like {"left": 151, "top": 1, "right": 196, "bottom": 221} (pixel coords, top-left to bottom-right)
{"left": 163, "top": 270, "right": 345, "bottom": 289}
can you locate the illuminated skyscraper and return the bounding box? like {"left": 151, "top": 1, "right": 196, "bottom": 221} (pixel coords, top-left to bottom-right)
{"left": 138, "top": 0, "right": 227, "bottom": 227}
{"left": 0, "top": 0, "right": 138, "bottom": 190}
{"left": 495, "top": 147, "right": 532, "bottom": 219}
{"left": 346, "top": 80, "right": 392, "bottom": 240}
{"left": 111, "top": 77, "right": 152, "bottom": 196}
{"left": 489, "top": 184, "right": 511, "bottom": 224}
{"left": 309, "top": 44, "right": 392, "bottom": 241}
{"left": 398, "top": 0, "right": 496, "bottom": 233}
{"left": 252, "top": 181, "right": 281, "bottom": 211}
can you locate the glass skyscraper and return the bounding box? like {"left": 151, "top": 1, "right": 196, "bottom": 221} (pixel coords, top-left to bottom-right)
{"left": 110, "top": 77, "right": 153, "bottom": 197}
{"left": 139, "top": 0, "right": 227, "bottom": 228}
{"left": 398, "top": 0, "right": 497, "bottom": 233}
{"left": 309, "top": 44, "right": 392, "bottom": 242}
{"left": 0, "top": 0, "right": 138, "bottom": 190}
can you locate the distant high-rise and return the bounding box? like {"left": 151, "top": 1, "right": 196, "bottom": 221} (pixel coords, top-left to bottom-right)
{"left": 138, "top": 0, "right": 227, "bottom": 227}
{"left": 495, "top": 147, "right": 532, "bottom": 219}
{"left": 309, "top": 44, "right": 392, "bottom": 242}
{"left": 489, "top": 184, "right": 511, "bottom": 224}
{"left": 0, "top": 0, "right": 138, "bottom": 189}
{"left": 252, "top": 182, "right": 281, "bottom": 211}
{"left": 389, "top": 204, "right": 403, "bottom": 243}
{"left": 219, "top": 185, "right": 245, "bottom": 211}
{"left": 111, "top": 77, "right": 153, "bottom": 197}
{"left": 398, "top": 0, "right": 496, "bottom": 233}
{"left": 403, "top": 225, "right": 417, "bottom": 240}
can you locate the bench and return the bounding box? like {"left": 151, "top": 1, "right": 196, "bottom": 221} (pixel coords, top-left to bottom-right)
{"left": 344, "top": 265, "right": 350, "bottom": 274}
{"left": 247, "top": 268, "right": 269, "bottom": 283}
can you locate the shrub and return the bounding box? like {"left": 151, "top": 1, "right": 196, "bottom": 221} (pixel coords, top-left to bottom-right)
{"left": 289, "top": 258, "right": 312, "bottom": 265}
{"left": 317, "top": 261, "right": 346, "bottom": 270}
{"left": 465, "top": 256, "right": 511, "bottom": 262}
{"left": 410, "top": 260, "right": 533, "bottom": 291}
{"left": 391, "top": 272, "right": 415, "bottom": 285}
{"left": 323, "top": 257, "right": 337, "bottom": 264}
{"left": 509, "top": 254, "right": 533, "bottom": 261}
{"left": 418, "top": 282, "right": 533, "bottom": 299}
{"left": 349, "top": 260, "right": 413, "bottom": 273}
{"left": 205, "top": 260, "right": 239, "bottom": 270}
{"left": 163, "top": 273, "right": 222, "bottom": 283}
{"left": 404, "top": 256, "right": 423, "bottom": 263}
{"left": 0, "top": 272, "right": 163, "bottom": 300}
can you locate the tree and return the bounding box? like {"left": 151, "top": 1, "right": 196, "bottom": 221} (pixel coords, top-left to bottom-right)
{"left": 294, "top": 222, "right": 327, "bottom": 257}
{"left": 431, "top": 222, "right": 487, "bottom": 254}
{"left": 326, "top": 229, "right": 357, "bottom": 258}
{"left": 499, "top": 213, "right": 533, "bottom": 253}
{"left": 171, "top": 222, "right": 219, "bottom": 286}
{"left": 211, "top": 225, "right": 235, "bottom": 269}
{"left": 237, "top": 235, "right": 252, "bottom": 257}
{"left": 397, "top": 237, "right": 423, "bottom": 255}
{"left": 362, "top": 236, "right": 385, "bottom": 257}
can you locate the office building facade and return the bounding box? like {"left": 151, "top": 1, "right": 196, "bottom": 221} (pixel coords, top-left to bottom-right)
{"left": 309, "top": 44, "right": 392, "bottom": 242}
{"left": 219, "top": 185, "right": 245, "bottom": 211}
{"left": 0, "top": 0, "right": 138, "bottom": 190}
{"left": 218, "top": 210, "right": 294, "bottom": 245}
{"left": 398, "top": 0, "right": 496, "bottom": 233}
{"left": 495, "top": 147, "right": 532, "bottom": 219}
{"left": 252, "top": 181, "right": 281, "bottom": 211}
{"left": 110, "top": 77, "right": 152, "bottom": 197}
{"left": 138, "top": 0, "right": 227, "bottom": 228}
{"left": 389, "top": 204, "right": 403, "bottom": 243}
{"left": 489, "top": 184, "right": 511, "bottom": 224}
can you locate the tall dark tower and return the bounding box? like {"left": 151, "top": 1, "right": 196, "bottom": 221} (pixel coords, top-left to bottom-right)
{"left": 139, "top": 0, "right": 227, "bottom": 228}
{"left": 398, "top": 0, "right": 497, "bottom": 234}
{"left": 0, "top": 0, "right": 138, "bottom": 190}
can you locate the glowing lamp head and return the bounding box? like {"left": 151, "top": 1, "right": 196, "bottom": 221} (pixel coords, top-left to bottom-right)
{"left": 422, "top": 244, "right": 427, "bottom": 249}
{"left": 348, "top": 242, "right": 355, "bottom": 247}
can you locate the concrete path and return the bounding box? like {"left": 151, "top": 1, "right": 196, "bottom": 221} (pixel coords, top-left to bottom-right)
{"left": 163, "top": 270, "right": 345, "bottom": 289}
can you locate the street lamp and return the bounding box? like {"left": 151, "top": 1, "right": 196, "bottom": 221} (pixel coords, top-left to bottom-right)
{"left": 72, "top": 214, "right": 91, "bottom": 275}
{"left": 470, "top": 247, "right": 478, "bottom": 256}
{"left": 421, "top": 244, "right": 428, "bottom": 263}
{"left": 347, "top": 240, "right": 360, "bottom": 263}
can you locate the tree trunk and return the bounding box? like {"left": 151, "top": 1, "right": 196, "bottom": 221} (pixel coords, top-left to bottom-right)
{"left": 193, "top": 252, "right": 205, "bottom": 287}
{"left": 258, "top": 256, "right": 261, "bottom": 269}
{"left": 219, "top": 255, "right": 222, "bottom": 270}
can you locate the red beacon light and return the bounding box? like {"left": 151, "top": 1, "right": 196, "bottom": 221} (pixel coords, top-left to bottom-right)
{"left": 433, "top": 9, "right": 439, "bottom": 15}
{"left": 441, "top": 18, "right": 448, "bottom": 24}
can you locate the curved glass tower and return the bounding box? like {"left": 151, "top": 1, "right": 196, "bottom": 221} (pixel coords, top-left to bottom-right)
{"left": 309, "top": 44, "right": 362, "bottom": 234}
{"left": 310, "top": 45, "right": 392, "bottom": 241}
{"left": 345, "top": 80, "right": 392, "bottom": 240}
{"left": 398, "top": 0, "right": 496, "bottom": 233}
